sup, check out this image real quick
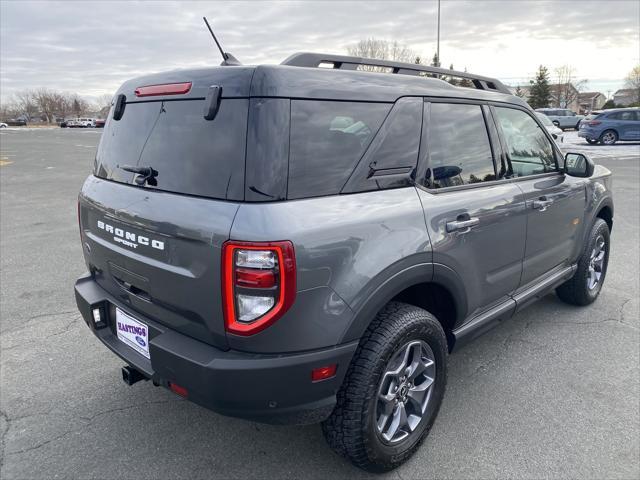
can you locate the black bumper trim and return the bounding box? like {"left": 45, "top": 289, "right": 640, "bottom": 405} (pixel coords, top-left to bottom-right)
{"left": 75, "top": 273, "right": 358, "bottom": 424}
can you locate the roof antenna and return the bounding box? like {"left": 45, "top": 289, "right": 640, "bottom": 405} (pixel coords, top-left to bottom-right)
{"left": 203, "top": 16, "right": 241, "bottom": 66}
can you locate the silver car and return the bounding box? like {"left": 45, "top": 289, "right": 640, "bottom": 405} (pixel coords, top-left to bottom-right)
{"left": 536, "top": 108, "right": 584, "bottom": 130}
{"left": 536, "top": 112, "right": 564, "bottom": 143}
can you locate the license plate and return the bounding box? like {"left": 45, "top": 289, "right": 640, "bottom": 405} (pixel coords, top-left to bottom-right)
{"left": 115, "top": 308, "right": 150, "bottom": 359}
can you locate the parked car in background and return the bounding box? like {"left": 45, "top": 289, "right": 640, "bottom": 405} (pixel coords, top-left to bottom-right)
{"left": 0, "top": 122, "right": 7, "bottom": 128}
{"left": 95, "top": 119, "right": 106, "bottom": 128}
{"left": 536, "top": 112, "right": 564, "bottom": 143}
{"left": 535, "top": 108, "right": 584, "bottom": 130}
{"left": 579, "top": 108, "right": 640, "bottom": 145}
{"left": 6, "top": 119, "right": 27, "bottom": 126}
{"left": 67, "top": 118, "right": 96, "bottom": 128}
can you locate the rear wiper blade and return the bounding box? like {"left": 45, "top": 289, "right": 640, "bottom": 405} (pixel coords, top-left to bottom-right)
{"left": 117, "top": 164, "right": 158, "bottom": 186}
{"left": 118, "top": 164, "right": 153, "bottom": 176}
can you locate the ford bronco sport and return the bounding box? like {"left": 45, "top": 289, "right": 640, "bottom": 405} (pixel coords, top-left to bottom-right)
{"left": 75, "top": 53, "right": 613, "bottom": 472}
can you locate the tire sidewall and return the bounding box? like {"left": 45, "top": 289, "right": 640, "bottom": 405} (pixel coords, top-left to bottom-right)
{"left": 361, "top": 317, "right": 447, "bottom": 467}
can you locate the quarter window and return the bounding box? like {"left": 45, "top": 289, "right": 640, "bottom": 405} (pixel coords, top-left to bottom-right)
{"left": 424, "top": 103, "right": 496, "bottom": 188}
{"left": 494, "top": 107, "right": 556, "bottom": 177}
{"left": 288, "top": 100, "right": 390, "bottom": 199}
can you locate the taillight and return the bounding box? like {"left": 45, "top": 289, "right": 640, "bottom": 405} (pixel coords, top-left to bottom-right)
{"left": 134, "top": 82, "right": 192, "bottom": 97}
{"left": 222, "top": 241, "right": 296, "bottom": 336}
{"left": 588, "top": 120, "right": 602, "bottom": 126}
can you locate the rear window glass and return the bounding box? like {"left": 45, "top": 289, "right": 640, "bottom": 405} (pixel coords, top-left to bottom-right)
{"left": 95, "top": 99, "right": 247, "bottom": 201}
{"left": 287, "top": 100, "right": 391, "bottom": 199}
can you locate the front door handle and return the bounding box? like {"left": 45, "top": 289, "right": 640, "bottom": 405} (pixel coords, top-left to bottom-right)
{"left": 533, "top": 198, "right": 554, "bottom": 211}
{"left": 446, "top": 217, "right": 480, "bottom": 233}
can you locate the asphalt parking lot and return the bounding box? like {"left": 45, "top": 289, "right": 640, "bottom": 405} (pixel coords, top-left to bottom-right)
{"left": 1, "top": 128, "right": 639, "bottom": 479}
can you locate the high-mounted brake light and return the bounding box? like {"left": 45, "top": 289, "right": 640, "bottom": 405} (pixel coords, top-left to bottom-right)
{"left": 222, "top": 241, "right": 296, "bottom": 336}
{"left": 134, "top": 82, "right": 192, "bottom": 97}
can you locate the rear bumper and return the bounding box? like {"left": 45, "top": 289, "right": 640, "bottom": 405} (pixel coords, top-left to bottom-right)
{"left": 578, "top": 128, "right": 599, "bottom": 139}
{"left": 75, "top": 273, "right": 357, "bottom": 425}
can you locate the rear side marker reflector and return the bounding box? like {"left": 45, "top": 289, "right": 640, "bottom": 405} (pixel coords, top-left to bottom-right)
{"left": 311, "top": 364, "right": 337, "bottom": 382}
{"left": 169, "top": 382, "right": 188, "bottom": 398}
{"left": 134, "top": 82, "right": 192, "bottom": 97}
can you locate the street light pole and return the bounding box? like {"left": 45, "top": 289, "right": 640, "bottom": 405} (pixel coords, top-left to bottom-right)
{"left": 437, "top": 0, "right": 441, "bottom": 66}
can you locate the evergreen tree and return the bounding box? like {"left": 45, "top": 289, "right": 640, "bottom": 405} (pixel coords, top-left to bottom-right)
{"left": 430, "top": 53, "right": 440, "bottom": 67}
{"left": 414, "top": 56, "right": 422, "bottom": 65}
{"left": 528, "top": 66, "right": 551, "bottom": 109}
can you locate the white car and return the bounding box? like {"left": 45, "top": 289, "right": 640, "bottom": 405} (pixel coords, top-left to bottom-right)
{"left": 0, "top": 122, "right": 7, "bottom": 128}
{"left": 536, "top": 112, "right": 564, "bottom": 143}
{"left": 68, "top": 118, "right": 96, "bottom": 128}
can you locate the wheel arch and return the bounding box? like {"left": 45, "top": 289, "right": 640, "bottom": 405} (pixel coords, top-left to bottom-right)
{"left": 340, "top": 263, "right": 468, "bottom": 352}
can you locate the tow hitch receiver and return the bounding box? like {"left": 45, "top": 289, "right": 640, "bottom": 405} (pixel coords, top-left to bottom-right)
{"left": 121, "top": 365, "right": 146, "bottom": 386}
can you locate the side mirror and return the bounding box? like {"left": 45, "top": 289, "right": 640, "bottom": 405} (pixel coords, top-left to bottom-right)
{"left": 564, "top": 152, "right": 594, "bottom": 178}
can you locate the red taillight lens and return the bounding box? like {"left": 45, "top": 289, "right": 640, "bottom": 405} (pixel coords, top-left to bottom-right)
{"left": 222, "top": 241, "right": 296, "bottom": 336}
{"left": 311, "top": 364, "right": 337, "bottom": 382}
{"left": 134, "top": 82, "right": 192, "bottom": 97}
{"left": 588, "top": 120, "right": 602, "bottom": 126}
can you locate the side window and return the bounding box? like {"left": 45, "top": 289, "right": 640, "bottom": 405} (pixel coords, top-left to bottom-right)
{"left": 620, "top": 111, "right": 634, "bottom": 121}
{"left": 288, "top": 100, "right": 390, "bottom": 199}
{"left": 607, "top": 112, "right": 621, "bottom": 120}
{"left": 494, "top": 107, "right": 556, "bottom": 177}
{"left": 342, "top": 97, "right": 423, "bottom": 193}
{"left": 423, "top": 103, "right": 496, "bottom": 189}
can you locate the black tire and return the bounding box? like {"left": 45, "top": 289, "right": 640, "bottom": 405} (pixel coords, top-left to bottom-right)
{"left": 552, "top": 120, "right": 560, "bottom": 128}
{"left": 599, "top": 129, "right": 618, "bottom": 145}
{"left": 322, "top": 302, "right": 447, "bottom": 472}
{"left": 556, "top": 218, "right": 610, "bottom": 306}
{"left": 586, "top": 139, "right": 598, "bottom": 145}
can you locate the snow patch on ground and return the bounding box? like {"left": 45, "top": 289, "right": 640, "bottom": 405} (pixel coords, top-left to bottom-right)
{"left": 561, "top": 130, "right": 640, "bottom": 160}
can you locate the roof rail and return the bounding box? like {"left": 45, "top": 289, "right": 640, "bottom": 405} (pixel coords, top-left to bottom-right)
{"left": 281, "top": 52, "right": 512, "bottom": 95}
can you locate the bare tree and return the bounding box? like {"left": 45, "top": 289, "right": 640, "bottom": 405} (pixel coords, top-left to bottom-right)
{"left": 13, "top": 90, "right": 39, "bottom": 121}
{"left": 0, "top": 98, "right": 21, "bottom": 121}
{"left": 94, "top": 94, "right": 113, "bottom": 117}
{"left": 347, "top": 38, "right": 418, "bottom": 71}
{"left": 68, "top": 93, "right": 89, "bottom": 117}
{"left": 32, "top": 88, "right": 61, "bottom": 123}
{"left": 553, "top": 65, "right": 587, "bottom": 108}
{"left": 625, "top": 65, "right": 640, "bottom": 104}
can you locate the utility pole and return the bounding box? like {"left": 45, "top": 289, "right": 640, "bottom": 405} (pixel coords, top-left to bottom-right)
{"left": 436, "top": 0, "right": 441, "bottom": 66}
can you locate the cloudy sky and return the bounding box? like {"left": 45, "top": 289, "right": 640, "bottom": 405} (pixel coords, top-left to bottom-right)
{"left": 1, "top": 0, "right": 638, "bottom": 102}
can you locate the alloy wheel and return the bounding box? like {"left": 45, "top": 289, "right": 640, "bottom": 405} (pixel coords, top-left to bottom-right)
{"left": 587, "top": 234, "right": 606, "bottom": 290}
{"left": 375, "top": 340, "right": 436, "bottom": 444}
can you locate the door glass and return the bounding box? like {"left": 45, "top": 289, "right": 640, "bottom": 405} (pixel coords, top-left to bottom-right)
{"left": 423, "top": 103, "right": 496, "bottom": 188}
{"left": 494, "top": 107, "right": 556, "bottom": 177}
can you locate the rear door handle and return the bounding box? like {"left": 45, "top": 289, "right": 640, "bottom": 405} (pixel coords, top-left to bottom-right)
{"left": 533, "top": 198, "right": 553, "bottom": 211}
{"left": 446, "top": 217, "right": 480, "bottom": 233}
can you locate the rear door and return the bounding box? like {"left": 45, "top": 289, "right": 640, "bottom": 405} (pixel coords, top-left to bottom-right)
{"left": 492, "top": 105, "right": 587, "bottom": 288}
{"left": 80, "top": 68, "right": 253, "bottom": 349}
{"left": 415, "top": 101, "right": 526, "bottom": 321}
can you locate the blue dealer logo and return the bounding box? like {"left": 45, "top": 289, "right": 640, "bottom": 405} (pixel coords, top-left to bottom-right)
{"left": 135, "top": 336, "right": 147, "bottom": 347}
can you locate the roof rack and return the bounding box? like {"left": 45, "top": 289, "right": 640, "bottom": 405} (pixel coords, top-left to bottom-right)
{"left": 281, "top": 52, "right": 512, "bottom": 95}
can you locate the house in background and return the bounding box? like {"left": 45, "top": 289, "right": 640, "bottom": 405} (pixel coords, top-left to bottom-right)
{"left": 613, "top": 88, "right": 639, "bottom": 107}
{"left": 578, "top": 92, "right": 606, "bottom": 113}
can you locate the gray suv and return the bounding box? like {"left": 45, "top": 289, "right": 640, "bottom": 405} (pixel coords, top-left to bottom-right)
{"left": 75, "top": 53, "right": 614, "bottom": 472}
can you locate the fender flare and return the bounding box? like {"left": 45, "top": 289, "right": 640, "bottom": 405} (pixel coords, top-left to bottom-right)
{"left": 339, "top": 261, "right": 468, "bottom": 343}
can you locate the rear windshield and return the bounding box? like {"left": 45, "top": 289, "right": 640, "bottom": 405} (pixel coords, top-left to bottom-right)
{"left": 95, "top": 98, "right": 247, "bottom": 201}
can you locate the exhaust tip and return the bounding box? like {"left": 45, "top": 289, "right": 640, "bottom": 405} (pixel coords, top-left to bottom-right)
{"left": 121, "top": 365, "right": 146, "bottom": 386}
